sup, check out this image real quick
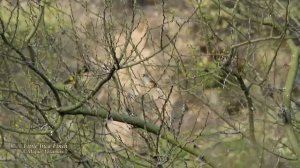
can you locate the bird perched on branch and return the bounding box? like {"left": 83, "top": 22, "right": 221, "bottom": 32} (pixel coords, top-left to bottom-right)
{"left": 63, "top": 65, "right": 89, "bottom": 88}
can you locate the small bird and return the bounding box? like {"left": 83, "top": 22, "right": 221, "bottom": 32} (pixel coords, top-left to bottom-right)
{"left": 142, "top": 74, "right": 157, "bottom": 88}
{"left": 63, "top": 65, "right": 90, "bottom": 89}
{"left": 63, "top": 75, "right": 77, "bottom": 85}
